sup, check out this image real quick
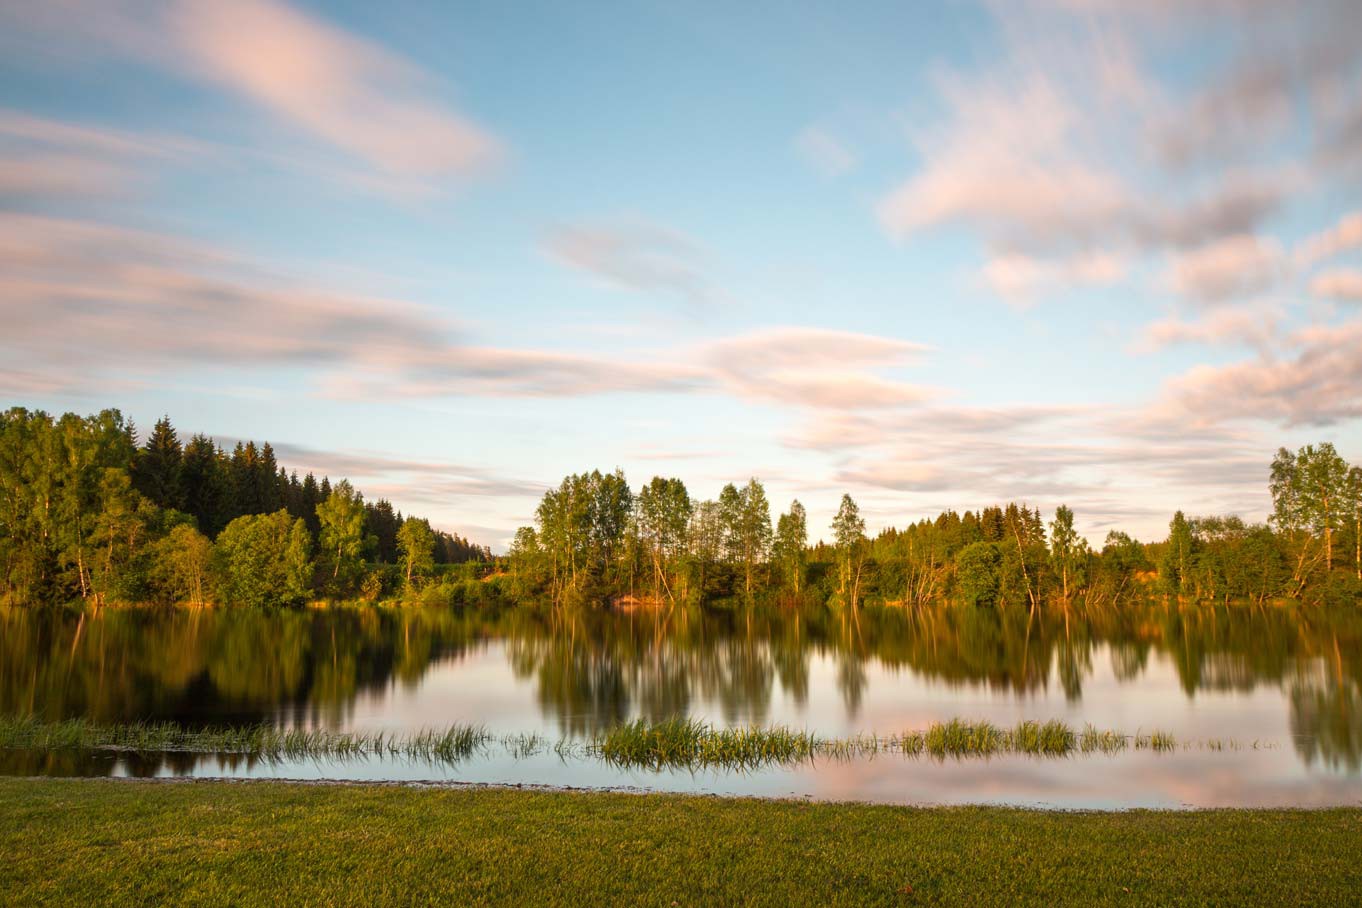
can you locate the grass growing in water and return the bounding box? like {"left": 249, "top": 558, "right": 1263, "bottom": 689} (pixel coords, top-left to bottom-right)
{"left": 593, "top": 717, "right": 818, "bottom": 770}
{"left": 916, "top": 719, "right": 1076, "bottom": 758}
{"left": 1, "top": 715, "right": 1190, "bottom": 770}
{"left": 0, "top": 715, "right": 492, "bottom": 763}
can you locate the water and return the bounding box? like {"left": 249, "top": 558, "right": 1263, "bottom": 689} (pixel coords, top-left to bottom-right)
{"left": 2, "top": 602, "right": 1359, "bottom": 808}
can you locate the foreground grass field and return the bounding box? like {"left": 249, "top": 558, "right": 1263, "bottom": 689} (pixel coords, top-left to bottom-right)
{"left": 3, "top": 779, "right": 1361, "bottom": 907}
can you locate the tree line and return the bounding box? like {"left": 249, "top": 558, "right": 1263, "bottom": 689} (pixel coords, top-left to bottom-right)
{"left": 509, "top": 443, "right": 1362, "bottom": 608}
{"left": 0, "top": 408, "right": 489, "bottom": 606}
{"left": 3, "top": 406, "right": 1357, "bottom": 608}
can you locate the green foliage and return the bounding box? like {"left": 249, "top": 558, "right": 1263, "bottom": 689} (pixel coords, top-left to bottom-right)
{"left": 1159, "top": 511, "right": 1196, "bottom": 595}
{"left": 956, "top": 542, "right": 1002, "bottom": 606}
{"left": 534, "top": 469, "right": 634, "bottom": 602}
{"left": 773, "top": 500, "right": 808, "bottom": 595}
{"left": 1, "top": 407, "right": 486, "bottom": 606}
{"left": 316, "top": 480, "right": 369, "bottom": 593}
{"left": 1272, "top": 443, "right": 1353, "bottom": 583}
{"left": 1048, "top": 505, "right": 1088, "bottom": 600}
{"left": 831, "top": 494, "right": 867, "bottom": 605}
{"left": 396, "top": 517, "right": 436, "bottom": 589}
{"left": 3, "top": 406, "right": 1355, "bottom": 609}
{"left": 736, "top": 479, "right": 773, "bottom": 595}
{"left": 150, "top": 524, "right": 213, "bottom": 604}
{"left": 636, "top": 476, "right": 692, "bottom": 601}
{"left": 213, "top": 510, "right": 313, "bottom": 607}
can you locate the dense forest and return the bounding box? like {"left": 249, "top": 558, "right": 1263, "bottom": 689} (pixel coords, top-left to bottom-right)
{"left": 0, "top": 408, "right": 489, "bottom": 606}
{"left": 505, "top": 443, "right": 1362, "bottom": 608}
{"left": 2, "top": 407, "right": 1359, "bottom": 608}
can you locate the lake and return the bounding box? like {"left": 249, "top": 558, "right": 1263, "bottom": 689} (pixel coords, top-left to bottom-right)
{"left": 2, "top": 602, "right": 1359, "bottom": 808}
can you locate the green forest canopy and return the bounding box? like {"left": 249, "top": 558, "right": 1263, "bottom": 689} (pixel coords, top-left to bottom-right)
{"left": 2, "top": 407, "right": 1359, "bottom": 607}
{"left": 0, "top": 408, "right": 487, "bottom": 606}
{"left": 504, "top": 444, "right": 1360, "bottom": 608}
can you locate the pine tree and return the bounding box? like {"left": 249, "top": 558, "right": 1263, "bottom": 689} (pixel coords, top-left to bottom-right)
{"left": 132, "top": 416, "right": 183, "bottom": 511}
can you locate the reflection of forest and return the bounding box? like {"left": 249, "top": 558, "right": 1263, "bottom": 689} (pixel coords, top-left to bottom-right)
{"left": 1, "top": 601, "right": 1359, "bottom": 770}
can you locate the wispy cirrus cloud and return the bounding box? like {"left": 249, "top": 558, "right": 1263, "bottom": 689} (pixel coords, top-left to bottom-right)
{"left": 704, "top": 327, "right": 935, "bottom": 410}
{"left": 0, "top": 211, "right": 707, "bottom": 399}
{"left": 543, "top": 220, "right": 715, "bottom": 308}
{"left": 166, "top": 0, "right": 499, "bottom": 181}
{"left": 0, "top": 212, "right": 453, "bottom": 374}
{"left": 0, "top": 210, "right": 936, "bottom": 413}
{"left": 0, "top": 0, "right": 502, "bottom": 194}
{"left": 0, "top": 110, "right": 211, "bottom": 198}
{"left": 782, "top": 402, "right": 1271, "bottom": 539}
{"left": 247, "top": 441, "right": 544, "bottom": 499}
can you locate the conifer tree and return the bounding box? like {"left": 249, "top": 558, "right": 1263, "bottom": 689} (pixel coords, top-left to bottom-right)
{"left": 132, "top": 416, "right": 183, "bottom": 511}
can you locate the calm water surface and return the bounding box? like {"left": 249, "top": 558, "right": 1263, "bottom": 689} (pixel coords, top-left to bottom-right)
{"left": 2, "top": 603, "right": 1359, "bottom": 808}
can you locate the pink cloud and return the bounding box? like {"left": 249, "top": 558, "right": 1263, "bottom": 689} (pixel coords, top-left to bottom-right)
{"left": 1, "top": 210, "right": 947, "bottom": 410}
{"left": 544, "top": 221, "right": 712, "bottom": 307}
{"left": 1157, "top": 319, "right": 1362, "bottom": 425}
{"left": 0, "top": 0, "right": 501, "bottom": 192}
{"left": 1132, "top": 304, "right": 1283, "bottom": 354}
{"left": 1309, "top": 268, "right": 1362, "bottom": 303}
{"left": 0, "top": 109, "right": 210, "bottom": 198}
{"left": 1167, "top": 234, "right": 1284, "bottom": 303}
{"left": 981, "top": 252, "right": 1126, "bottom": 306}
{"left": 166, "top": 0, "right": 499, "bottom": 179}
{"left": 877, "top": 76, "right": 1129, "bottom": 251}
{"left": 1296, "top": 211, "right": 1362, "bottom": 265}
{"left": 704, "top": 328, "right": 936, "bottom": 410}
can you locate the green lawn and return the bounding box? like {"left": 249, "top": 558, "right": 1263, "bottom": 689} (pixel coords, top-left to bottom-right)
{"left": 3, "top": 779, "right": 1360, "bottom": 907}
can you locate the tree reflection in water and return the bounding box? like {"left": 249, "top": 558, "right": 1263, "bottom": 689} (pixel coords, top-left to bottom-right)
{"left": 0, "top": 600, "right": 1358, "bottom": 770}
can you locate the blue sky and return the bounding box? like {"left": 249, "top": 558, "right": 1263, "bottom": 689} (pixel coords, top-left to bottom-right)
{"left": 2, "top": 0, "right": 1360, "bottom": 548}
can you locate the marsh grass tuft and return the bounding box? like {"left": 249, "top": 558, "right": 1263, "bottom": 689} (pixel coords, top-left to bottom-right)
{"left": 1, "top": 715, "right": 1189, "bottom": 770}
{"left": 593, "top": 718, "right": 819, "bottom": 770}
{"left": 0, "top": 715, "right": 491, "bottom": 764}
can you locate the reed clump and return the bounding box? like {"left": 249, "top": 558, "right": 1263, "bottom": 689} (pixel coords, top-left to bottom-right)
{"left": 0, "top": 715, "right": 491, "bottom": 763}
{"left": 592, "top": 717, "right": 819, "bottom": 770}
{"left": 0, "top": 715, "right": 1187, "bottom": 770}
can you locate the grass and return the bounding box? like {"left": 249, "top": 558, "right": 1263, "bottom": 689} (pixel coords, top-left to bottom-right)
{"left": 1, "top": 715, "right": 1194, "bottom": 770}
{"left": 0, "top": 715, "right": 492, "bottom": 763}
{"left": 3, "top": 778, "right": 1361, "bottom": 907}
{"left": 593, "top": 717, "right": 819, "bottom": 769}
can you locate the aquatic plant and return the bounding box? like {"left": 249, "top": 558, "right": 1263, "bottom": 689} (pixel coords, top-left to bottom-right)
{"left": 0, "top": 716, "right": 492, "bottom": 763}
{"left": 592, "top": 718, "right": 819, "bottom": 770}
{"left": 0, "top": 715, "right": 1193, "bottom": 770}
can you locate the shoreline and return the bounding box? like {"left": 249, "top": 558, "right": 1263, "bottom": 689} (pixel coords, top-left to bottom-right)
{"left": 8, "top": 773, "right": 1360, "bottom": 813}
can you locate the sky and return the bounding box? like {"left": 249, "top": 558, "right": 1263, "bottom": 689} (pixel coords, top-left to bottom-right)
{"left": 2, "top": 0, "right": 1360, "bottom": 550}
